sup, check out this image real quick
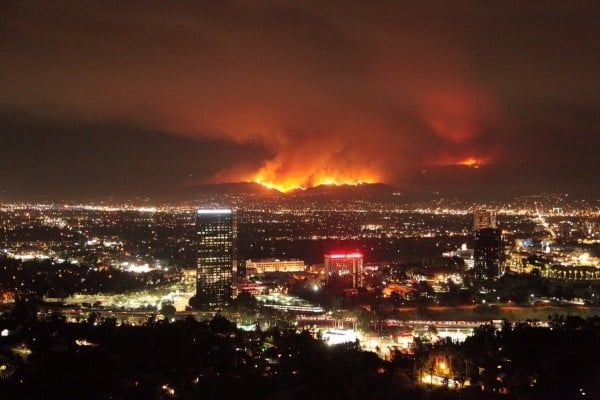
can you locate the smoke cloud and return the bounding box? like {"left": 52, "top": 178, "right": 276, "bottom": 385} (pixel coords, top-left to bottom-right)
{"left": 1, "top": 1, "right": 598, "bottom": 196}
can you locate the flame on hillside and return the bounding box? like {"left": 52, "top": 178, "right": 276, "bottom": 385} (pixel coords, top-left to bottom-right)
{"left": 434, "top": 155, "right": 490, "bottom": 169}
{"left": 252, "top": 177, "right": 376, "bottom": 193}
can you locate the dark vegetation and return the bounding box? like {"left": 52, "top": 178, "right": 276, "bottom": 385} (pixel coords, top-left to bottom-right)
{"left": 0, "top": 300, "right": 598, "bottom": 399}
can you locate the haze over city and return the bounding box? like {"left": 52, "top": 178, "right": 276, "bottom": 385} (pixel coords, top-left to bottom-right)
{"left": 1, "top": 1, "right": 599, "bottom": 201}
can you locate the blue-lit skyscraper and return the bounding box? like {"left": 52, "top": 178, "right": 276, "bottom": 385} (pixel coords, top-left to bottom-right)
{"left": 196, "top": 209, "right": 236, "bottom": 309}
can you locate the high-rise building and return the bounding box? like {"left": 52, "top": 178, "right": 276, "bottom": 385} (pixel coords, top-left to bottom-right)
{"left": 195, "top": 209, "right": 236, "bottom": 309}
{"left": 473, "top": 227, "right": 503, "bottom": 281}
{"left": 473, "top": 209, "right": 497, "bottom": 231}
{"left": 324, "top": 252, "right": 364, "bottom": 288}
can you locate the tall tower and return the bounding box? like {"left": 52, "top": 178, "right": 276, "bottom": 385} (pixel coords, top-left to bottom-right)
{"left": 473, "top": 227, "right": 503, "bottom": 281}
{"left": 473, "top": 209, "right": 497, "bottom": 231}
{"left": 196, "top": 209, "right": 236, "bottom": 309}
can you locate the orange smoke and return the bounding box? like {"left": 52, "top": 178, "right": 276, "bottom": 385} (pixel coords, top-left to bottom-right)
{"left": 0, "top": 2, "right": 506, "bottom": 195}
{"left": 422, "top": 93, "right": 478, "bottom": 142}
{"left": 420, "top": 89, "right": 496, "bottom": 144}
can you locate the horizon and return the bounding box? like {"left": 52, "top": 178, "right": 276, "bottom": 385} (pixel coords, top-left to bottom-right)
{"left": 0, "top": 181, "right": 595, "bottom": 206}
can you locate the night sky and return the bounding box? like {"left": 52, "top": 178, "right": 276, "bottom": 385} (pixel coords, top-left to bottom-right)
{"left": 1, "top": 1, "right": 599, "bottom": 201}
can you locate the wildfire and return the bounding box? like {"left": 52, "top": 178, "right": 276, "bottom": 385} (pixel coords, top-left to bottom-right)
{"left": 253, "top": 179, "right": 303, "bottom": 193}
{"left": 253, "top": 177, "right": 376, "bottom": 193}
{"left": 434, "top": 155, "right": 490, "bottom": 168}
{"left": 245, "top": 157, "right": 381, "bottom": 193}
{"left": 458, "top": 157, "right": 481, "bottom": 168}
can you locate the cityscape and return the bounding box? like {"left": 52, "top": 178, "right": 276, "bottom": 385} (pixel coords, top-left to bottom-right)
{"left": 2, "top": 1, "right": 600, "bottom": 399}
{"left": 1, "top": 191, "right": 599, "bottom": 398}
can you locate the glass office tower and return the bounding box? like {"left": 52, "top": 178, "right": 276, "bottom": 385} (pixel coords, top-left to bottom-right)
{"left": 196, "top": 209, "right": 236, "bottom": 309}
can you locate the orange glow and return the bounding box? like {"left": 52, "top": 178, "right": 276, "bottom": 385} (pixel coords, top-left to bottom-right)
{"left": 420, "top": 88, "right": 496, "bottom": 144}
{"left": 253, "top": 177, "right": 376, "bottom": 193}
{"left": 250, "top": 162, "right": 380, "bottom": 192}
{"left": 253, "top": 179, "right": 303, "bottom": 193}
{"left": 458, "top": 157, "right": 481, "bottom": 168}
{"left": 433, "top": 155, "right": 490, "bottom": 168}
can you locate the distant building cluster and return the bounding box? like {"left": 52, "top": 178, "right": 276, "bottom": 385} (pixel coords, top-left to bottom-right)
{"left": 2, "top": 199, "right": 600, "bottom": 315}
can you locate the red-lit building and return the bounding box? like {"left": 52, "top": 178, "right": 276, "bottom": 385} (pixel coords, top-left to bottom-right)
{"left": 232, "top": 278, "right": 268, "bottom": 298}
{"left": 324, "top": 252, "right": 364, "bottom": 288}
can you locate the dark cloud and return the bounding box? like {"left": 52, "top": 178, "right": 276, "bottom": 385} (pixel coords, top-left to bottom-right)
{"left": 1, "top": 0, "right": 599, "bottom": 199}
{"left": 0, "top": 113, "right": 268, "bottom": 201}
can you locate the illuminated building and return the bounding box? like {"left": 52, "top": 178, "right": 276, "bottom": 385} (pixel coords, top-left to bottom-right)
{"left": 473, "top": 209, "right": 497, "bottom": 231}
{"left": 232, "top": 278, "right": 268, "bottom": 297}
{"left": 442, "top": 243, "right": 474, "bottom": 269}
{"left": 245, "top": 258, "right": 305, "bottom": 275}
{"left": 382, "top": 283, "right": 415, "bottom": 298}
{"left": 474, "top": 227, "right": 504, "bottom": 280}
{"left": 324, "top": 252, "right": 364, "bottom": 288}
{"left": 541, "top": 265, "right": 600, "bottom": 280}
{"left": 196, "top": 209, "right": 236, "bottom": 309}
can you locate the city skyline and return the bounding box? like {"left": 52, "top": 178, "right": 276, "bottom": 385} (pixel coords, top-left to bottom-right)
{"left": 1, "top": 1, "right": 599, "bottom": 201}
{"left": 1, "top": 191, "right": 600, "bottom": 397}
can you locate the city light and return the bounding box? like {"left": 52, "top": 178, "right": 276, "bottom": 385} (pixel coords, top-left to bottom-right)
{"left": 197, "top": 209, "right": 232, "bottom": 214}
{"left": 322, "top": 329, "right": 359, "bottom": 345}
